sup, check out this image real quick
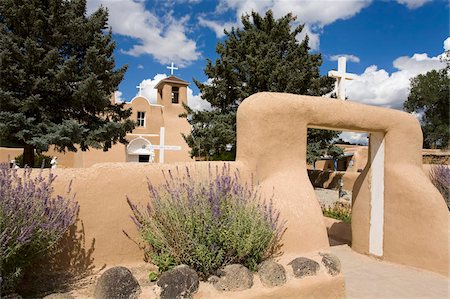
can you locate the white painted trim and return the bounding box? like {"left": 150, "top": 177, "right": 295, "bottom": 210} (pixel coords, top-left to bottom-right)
{"left": 129, "top": 96, "right": 165, "bottom": 108}
{"left": 127, "top": 133, "right": 159, "bottom": 137}
{"left": 159, "top": 127, "right": 165, "bottom": 164}
{"left": 369, "top": 132, "right": 385, "bottom": 257}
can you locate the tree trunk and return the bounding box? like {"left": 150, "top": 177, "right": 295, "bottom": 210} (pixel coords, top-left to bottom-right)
{"left": 23, "top": 144, "right": 35, "bottom": 167}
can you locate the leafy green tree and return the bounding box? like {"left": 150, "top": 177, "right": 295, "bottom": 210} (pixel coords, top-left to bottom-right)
{"left": 404, "top": 67, "right": 449, "bottom": 149}
{"left": 0, "top": 0, "right": 135, "bottom": 167}
{"left": 183, "top": 10, "right": 337, "bottom": 160}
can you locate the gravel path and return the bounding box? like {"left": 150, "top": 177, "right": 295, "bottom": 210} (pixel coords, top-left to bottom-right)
{"left": 314, "top": 188, "right": 351, "bottom": 208}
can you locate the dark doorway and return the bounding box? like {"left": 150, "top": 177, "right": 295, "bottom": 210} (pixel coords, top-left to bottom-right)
{"left": 139, "top": 155, "right": 150, "bottom": 163}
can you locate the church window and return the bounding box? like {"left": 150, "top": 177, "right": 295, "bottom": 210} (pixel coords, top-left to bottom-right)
{"left": 172, "top": 87, "right": 179, "bottom": 104}
{"left": 137, "top": 111, "right": 145, "bottom": 127}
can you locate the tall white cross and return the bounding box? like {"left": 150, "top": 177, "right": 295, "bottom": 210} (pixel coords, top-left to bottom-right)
{"left": 146, "top": 127, "right": 182, "bottom": 163}
{"left": 136, "top": 82, "right": 144, "bottom": 96}
{"left": 328, "top": 57, "right": 356, "bottom": 100}
{"left": 166, "top": 62, "right": 178, "bottom": 75}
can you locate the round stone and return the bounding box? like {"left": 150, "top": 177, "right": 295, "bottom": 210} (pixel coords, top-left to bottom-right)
{"left": 288, "top": 257, "right": 320, "bottom": 278}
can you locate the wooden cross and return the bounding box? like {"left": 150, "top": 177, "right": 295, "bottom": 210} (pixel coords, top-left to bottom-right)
{"left": 328, "top": 57, "right": 356, "bottom": 100}
{"left": 166, "top": 62, "right": 178, "bottom": 75}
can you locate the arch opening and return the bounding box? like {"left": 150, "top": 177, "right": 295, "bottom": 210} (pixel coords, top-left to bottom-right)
{"left": 126, "top": 137, "right": 155, "bottom": 163}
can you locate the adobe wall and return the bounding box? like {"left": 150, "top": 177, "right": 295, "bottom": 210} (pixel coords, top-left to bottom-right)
{"left": 308, "top": 169, "right": 359, "bottom": 190}
{"left": 7, "top": 92, "right": 447, "bottom": 277}
{"left": 309, "top": 165, "right": 443, "bottom": 191}
{"left": 0, "top": 147, "right": 23, "bottom": 163}
{"left": 237, "top": 92, "right": 448, "bottom": 276}
{"left": 125, "top": 97, "right": 164, "bottom": 134}
{"left": 47, "top": 162, "right": 250, "bottom": 269}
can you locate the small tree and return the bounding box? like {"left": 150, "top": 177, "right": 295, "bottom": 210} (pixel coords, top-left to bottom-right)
{"left": 183, "top": 10, "right": 337, "bottom": 160}
{"left": 404, "top": 66, "right": 449, "bottom": 149}
{"left": 0, "top": 0, "right": 135, "bottom": 167}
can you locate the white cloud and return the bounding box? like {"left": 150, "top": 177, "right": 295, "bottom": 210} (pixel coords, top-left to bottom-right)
{"left": 137, "top": 64, "right": 144, "bottom": 69}
{"left": 198, "top": 16, "right": 237, "bottom": 38}
{"left": 86, "top": 0, "right": 200, "bottom": 66}
{"left": 137, "top": 74, "right": 168, "bottom": 103}
{"left": 444, "top": 37, "right": 450, "bottom": 51}
{"left": 396, "top": 0, "right": 431, "bottom": 9}
{"left": 114, "top": 91, "right": 124, "bottom": 103}
{"left": 296, "top": 24, "right": 321, "bottom": 50}
{"left": 330, "top": 54, "right": 361, "bottom": 63}
{"left": 345, "top": 39, "right": 448, "bottom": 109}
{"left": 200, "top": 0, "right": 372, "bottom": 50}
{"left": 187, "top": 88, "right": 212, "bottom": 111}
{"left": 136, "top": 74, "right": 211, "bottom": 111}
{"left": 339, "top": 132, "right": 368, "bottom": 145}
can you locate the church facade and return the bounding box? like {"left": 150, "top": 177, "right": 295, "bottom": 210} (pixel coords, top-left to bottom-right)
{"left": 40, "top": 75, "right": 193, "bottom": 167}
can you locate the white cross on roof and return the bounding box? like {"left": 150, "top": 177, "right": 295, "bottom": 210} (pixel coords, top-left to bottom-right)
{"left": 328, "top": 57, "right": 356, "bottom": 100}
{"left": 136, "top": 82, "right": 144, "bottom": 96}
{"left": 166, "top": 62, "right": 178, "bottom": 75}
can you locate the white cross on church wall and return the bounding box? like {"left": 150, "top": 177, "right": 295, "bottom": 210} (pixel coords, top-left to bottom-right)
{"left": 328, "top": 57, "right": 356, "bottom": 100}
{"left": 146, "top": 127, "right": 181, "bottom": 163}
{"left": 166, "top": 62, "right": 178, "bottom": 75}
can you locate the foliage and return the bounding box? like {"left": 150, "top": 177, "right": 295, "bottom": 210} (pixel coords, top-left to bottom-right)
{"left": 403, "top": 67, "right": 449, "bottom": 149}
{"left": 127, "top": 164, "right": 285, "bottom": 278}
{"left": 327, "top": 145, "right": 344, "bottom": 159}
{"left": 429, "top": 164, "right": 450, "bottom": 210}
{"left": 0, "top": 0, "right": 135, "bottom": 167}
{"left": 180, "top": 107, "right": 236, "bottom": 160}
{"left": 148, "top": 271, "right": 158, "bottom": 282}
{"left": 182, "top": 10, "right": 336, "bottom": 160}
{"left": 0, "top": 165, "right": 79, "bottom": 294}
{"left": 322, "top": 202, "right": 352, "bottom": 223}
{"left": 14, "top": 153, "right": 53, "bottom": 168}
{"left": 307, "top": 142, "right": 344, "bottom": 167}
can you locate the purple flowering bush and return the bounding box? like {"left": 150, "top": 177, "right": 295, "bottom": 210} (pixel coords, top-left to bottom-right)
{"left": 127, "top": 164, "right": 285, "bottom": 278}
{"left": 0, "top": 165, "right": 79, "bottom": 294}
{"left": 429, "top": 164, "right": 450, "bottom": 210}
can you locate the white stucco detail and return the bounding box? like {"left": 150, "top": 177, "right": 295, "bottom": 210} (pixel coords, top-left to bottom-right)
{"left": 127, "top": 137, "right": 155, "bottom": 157}
{"left": 369, "top": 132, "right": 385, "bottom": 257}
{"left": 159, "top": 127, "right": 165, "bottom": 164}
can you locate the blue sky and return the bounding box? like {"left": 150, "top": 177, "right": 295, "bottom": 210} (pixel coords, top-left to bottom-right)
{"left": 87, "top": 0, "right": 448, "bottom": 142}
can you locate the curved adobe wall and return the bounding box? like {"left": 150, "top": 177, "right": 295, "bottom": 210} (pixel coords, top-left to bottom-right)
{"left": 46, "top": 92, "right": 447, "bottom": 276}
{"left": 237, "top": 92, "right": 448, "bottom": 276}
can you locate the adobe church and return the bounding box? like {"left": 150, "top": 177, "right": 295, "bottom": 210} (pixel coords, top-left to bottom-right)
{"left": 35, "top": 74, "right": 193, "bottom": 167}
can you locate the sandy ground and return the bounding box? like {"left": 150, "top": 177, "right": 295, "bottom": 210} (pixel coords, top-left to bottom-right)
{"left": 332, "top": 245, "right": 449, "bottom": 299}
{"left": 314, "top": 188, "right": 351, "bottom": 208}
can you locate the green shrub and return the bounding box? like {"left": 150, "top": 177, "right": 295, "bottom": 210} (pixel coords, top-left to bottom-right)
{"left": 14, "top": 153, "right": 53, "bottom": 168}
{"left": 322, "top": 202, "right": 352, "bottom": 223}
{"left": 127, "top": 164, "right": 285, "bottom": 278}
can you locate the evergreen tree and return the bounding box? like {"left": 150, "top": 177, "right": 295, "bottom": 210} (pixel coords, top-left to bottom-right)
{"left": 404, "top": 67, "right": 449, "bottom": 149}
{"left": 183, "top": 10, "right": 337, "bottom": 160}
{"left": 0, "top": 0, "right": 134, "bottom": 166}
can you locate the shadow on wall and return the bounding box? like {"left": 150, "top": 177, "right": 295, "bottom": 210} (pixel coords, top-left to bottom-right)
{"left": 18, "top": 218, "right": 103, "bottom": 296}
{"left": 327, "top": 221, "right": 352, "bottom": 246}
{"left": 308, "top": 170, "right": 342, "bottom": 189}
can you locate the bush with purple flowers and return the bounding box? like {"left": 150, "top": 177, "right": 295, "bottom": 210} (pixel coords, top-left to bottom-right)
{"left": 127, "top": 164, "right": 285, "bottom": 278}
{"left": 0, "top": 165, "right": 79, "bottom": 294}
{"left": 429, "top": 164, "right": 450, "bottom": 210}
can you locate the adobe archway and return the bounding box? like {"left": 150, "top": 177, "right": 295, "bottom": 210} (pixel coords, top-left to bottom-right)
{"left": 236, "top": 92, "right": 448, "bottom": 276}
